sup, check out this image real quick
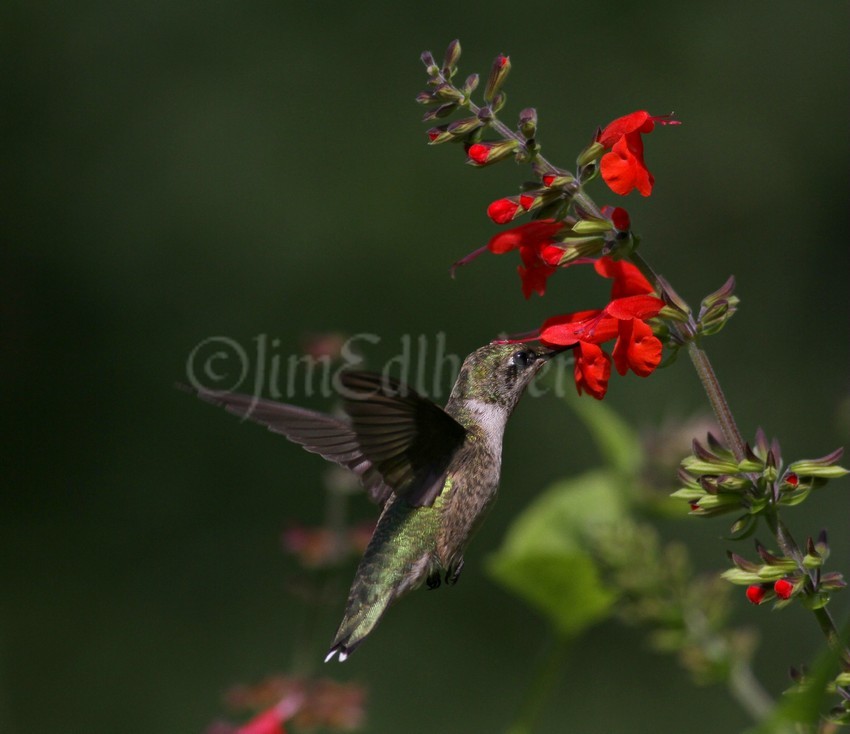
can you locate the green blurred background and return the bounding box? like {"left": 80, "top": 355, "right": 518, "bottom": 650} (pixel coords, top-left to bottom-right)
{"left": 2, "top": 2, "right": 848, "bottom": 732}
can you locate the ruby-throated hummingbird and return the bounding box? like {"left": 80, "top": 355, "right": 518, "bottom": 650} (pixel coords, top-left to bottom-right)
{"left": 191, "top": 342, "right": 558, "bottom": 661}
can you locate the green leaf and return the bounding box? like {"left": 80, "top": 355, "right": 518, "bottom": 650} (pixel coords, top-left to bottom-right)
{"left": 487, "top": 470, "right": 627, "bottom": 637}
{"left": 488, "top": 552, "right": 617, "bottom": 638}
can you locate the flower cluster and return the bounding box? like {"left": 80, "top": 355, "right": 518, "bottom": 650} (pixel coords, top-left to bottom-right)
{"left": 520, "top": 258, "right": 665, "bottom": 399}
{"left": 208, "top": 675, "right": 367, "bottom": 734}
{"left": 418, "top": 40, "right": 683, "bottom": 400}
{"left": 672, "top": 430, "right": 848, "bottom": 532}
{"left": 723, "top": 533, "right": 846, "bottom": 611}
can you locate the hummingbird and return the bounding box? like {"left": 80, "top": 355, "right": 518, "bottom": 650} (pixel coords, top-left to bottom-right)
{"left": 191, "top": 342, "right": 559, "bottom": 661}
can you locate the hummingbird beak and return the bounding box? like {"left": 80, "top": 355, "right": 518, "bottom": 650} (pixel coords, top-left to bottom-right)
{"left": 539, "top": 344, "right": 576, "bottom": 362}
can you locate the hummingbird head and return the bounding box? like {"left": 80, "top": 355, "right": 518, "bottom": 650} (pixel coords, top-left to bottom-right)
{"left": 450, "top": 342, "right": 560, "bottom": 410}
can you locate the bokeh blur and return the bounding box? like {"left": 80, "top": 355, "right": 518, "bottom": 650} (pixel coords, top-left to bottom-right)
{"left": 2, "top": 2, "right": 848, "bottom": 732}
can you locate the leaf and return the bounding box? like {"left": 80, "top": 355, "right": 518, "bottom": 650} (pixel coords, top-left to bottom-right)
{"left": 487, "top": 470, "right": 627, "bottom": 637}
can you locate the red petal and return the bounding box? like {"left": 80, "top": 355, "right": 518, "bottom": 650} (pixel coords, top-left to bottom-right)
{"left": 518, "top": 193, "right": 536, "bottom": 210}
{"left": 487, "top": 197, "right": 521, "bottom": 224}
{"left": 595, "top": 257, "right": 654, "bottom": 298}
{"left": 612, "top": 318, "right": 662, "bottom": 377}
{"left": 611, "top": 206, "right": 630, "bottom": 231}
{"left": 574, "top": 342, "right": 611, "bottom": 399}
{"left": 486, "top": 219, "right": 564, "bottom": 254}
{"left": 467, "top": 143, "right": 492, "bottom": 165}
{"left": 746, "top": 585, "right": 767, "bottom": 605}
{"left": 517, "top": 261, "right": 556, "bottom": 299}
{"left": 774, "top": 579, "right": 794, "bottom": 600}
{"left": 597, "top": 111, "right": 652, "bottom": 148}
{"left": 604, "top": 295, "right": 664, "bottom": 321}
{"left": 600, "top": 137, "right": 654, "bottom": 197}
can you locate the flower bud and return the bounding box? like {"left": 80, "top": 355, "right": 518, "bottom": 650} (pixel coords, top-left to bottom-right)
{"left": 722, "top": 568, "right": 764, "bottom": 585}
{"left": 462, "top": 73, "right": 479, "bottom": 95}
{"left": 548, "top": 236, "right": 605, "bottom": 265}
{"left": 484, "top": 54, "right": 511, "bottom": 102}
{"left": 432, "top": 83, "right": 464, "bottom": 102}
{"left": 577, "top": 141, "right": 605, "bottom": 168}
{"left": 466, "top": 139, "right": 520, "bottom": 166}
{"left": 746, "top": 584, "right": 769, "bottom": 605}
{"left": 426, "top": 125, "right": 452, "bottom": 144}
{"left": 422, "top": 103, "right": 458, "bottom": 122}
{"left": 774, "top": 578, "right": 795, "bottom": 600}
{"left": 788, "top": 448, "right": 848, "bottom": 478}
{"left": 518, "top": 107, "right": 537, "bottom": 140}
{"left": 571, "top": 217, "right": 614, "bottom": 235}
{"left": 486, "top": 196, "right": 522, "bottom": 224}
{"left": 541, "top": 172, "right": 575, "bottom": 188}
{"left": 447, "top": 116, "right": 484, "bottom": 138}
{"left": 442, "top": 39, "right": 462, "bottom": 73}
{"left": 421, "top": 50, "right": 439, "bottom": 76}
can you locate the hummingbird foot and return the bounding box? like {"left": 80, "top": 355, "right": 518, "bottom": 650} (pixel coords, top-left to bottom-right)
{"left": 426, "top": 569, "right": 442, "bottom": 590}
{"left": 445, "top": 558, "right": 464, "bottom": 586}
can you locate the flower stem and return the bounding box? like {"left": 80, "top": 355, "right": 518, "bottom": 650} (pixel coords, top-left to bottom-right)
{"left": 728, "top": 661, "right": 776, "bottom": 721}
{"left": 685, "top": 342, "right": 747, "bottom": 462}
{"left": 506, "top": 635, "right": 571, "bottom": 734}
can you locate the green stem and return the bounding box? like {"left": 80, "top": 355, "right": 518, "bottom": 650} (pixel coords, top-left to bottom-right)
{"left": 506, "top": 635, "right": 571, "bottom": 734}
{"left": 685, "top": 341, "right": 747, "bottom": 462}
{"left": 728, "top": 662, "right": 776, "bottom": 721}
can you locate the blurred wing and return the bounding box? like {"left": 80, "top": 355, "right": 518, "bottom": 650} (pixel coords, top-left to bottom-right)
{"left": 340, "top": 372, "right": 467, "bottom": 507}
{"left": 188, "top": 386, "right": 393, "bottom": 505}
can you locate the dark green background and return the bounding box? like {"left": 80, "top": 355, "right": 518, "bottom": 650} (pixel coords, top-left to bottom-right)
{"left": 2, "top": 2, "right": 848, "bottom": 732}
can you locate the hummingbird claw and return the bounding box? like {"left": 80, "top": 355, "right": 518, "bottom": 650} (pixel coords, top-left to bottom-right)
{"left": 426, "top": 570, "right": 442, "bottom": 590}
{"left": 445, "top": 558, "right": 465, "bottom": 586}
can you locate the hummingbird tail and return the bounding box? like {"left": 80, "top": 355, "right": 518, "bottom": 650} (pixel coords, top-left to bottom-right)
{"left": 324, "top": 553, "right": 432, "bottom": 662}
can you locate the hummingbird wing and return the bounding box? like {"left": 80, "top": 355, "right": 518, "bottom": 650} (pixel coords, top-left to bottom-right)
{"left": 189, "top": 387, "right": 394, "bottom": 505}
{"left": 340, "top": 371, "right": 467, "bottom": 508}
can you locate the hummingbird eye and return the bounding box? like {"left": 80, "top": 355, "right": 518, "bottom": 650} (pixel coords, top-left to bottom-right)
{"left": 511, "top": 349, "right": 536, "bottom": 369}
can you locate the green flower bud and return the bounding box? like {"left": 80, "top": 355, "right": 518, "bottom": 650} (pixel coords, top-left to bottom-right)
{"left": 577, "top": 141, "right": 605, "bottom": 168}
{"left": 571, "top": 217, "right": 613, "bottom": 235}
{"left": 518, "top": 107, "right": 537, "bottom": 140}
{"left": 721, "top": 568, "right": 764, "bottom": 585}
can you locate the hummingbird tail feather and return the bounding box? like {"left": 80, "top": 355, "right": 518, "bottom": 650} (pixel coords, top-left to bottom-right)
{"left": 324, "top": 553, "right": 432, "bottom": 662}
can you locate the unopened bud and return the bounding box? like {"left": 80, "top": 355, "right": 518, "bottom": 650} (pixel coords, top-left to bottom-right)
{"left": 447, "top": 117, "right": 483, "bottom": 138}
{"left": 577, "top": 141, "right": 605, "bottom": 168}
{"left": 462, "top": 73, "right": 479, "bottom": 95}
{"left": 442, "top": 39, "right": 462, "bottom": 73}
{"left": 421, "top": 50, "right": 438, "bottom": 75}
{"left": 518, "top": 107, "right": 537, "bottom": 139}
{"left": 484, "top": 54, "right": 511, "bottom": 102}
{"left": 466, "top": 139, "right": 520, "bottom": 166}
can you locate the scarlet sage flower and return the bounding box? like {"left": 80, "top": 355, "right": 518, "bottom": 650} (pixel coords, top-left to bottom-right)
{"left": 451, "top": 219, "right": 568, "bottom": 298}
{"left": 746, "top": 584, "right": 768, "bottom": 605}
{"left": 597, "top": 110, "right": 679, "bottom": 197}
{"left": 774, "top": 579, "right": 794, "bottom": 600}
{"left": 238, "top": 706, "right": 286, "bottom": 734}
{"left": 537, "top": 294, "right": 664, "bottom": 398}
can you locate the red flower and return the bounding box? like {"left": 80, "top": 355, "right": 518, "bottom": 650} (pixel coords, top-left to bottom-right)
{"left": 597, "top": 110, "right": 679, "bottom": 197}
{"left": 537, "top": 290, "right": 663, "bottom": 399}
{"left": 774, "top": 579, "right": 794, "bottom": 600}
{"left": 746, "top": 584, "right": 768, "bottom": 605}
{"left": 238, "top": 707, "right": 286, "bottom": 734}
{"left": 467, "top": 143, "right": 494, "bottom": 165}
{"left": 451, "top": 219, "right": 568, "bottom": 298}
{"left": 487, "top": 197, "right": 521, "bottom": 224}
{"left": 573, "top": 340, "right": 612, "bottom": 399}
{"left": 594, "top": 256, "right": 654, "bottom": 298}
